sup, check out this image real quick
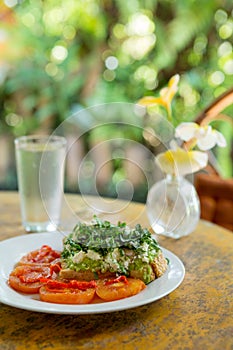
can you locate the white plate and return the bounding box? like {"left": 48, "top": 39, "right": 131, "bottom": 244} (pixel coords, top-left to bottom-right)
{"left": 0, "top": 232, "right": 185, "bottom": 314}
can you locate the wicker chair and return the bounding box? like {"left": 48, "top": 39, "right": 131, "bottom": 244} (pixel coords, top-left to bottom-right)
{"left": 195, "top": 173, "right": 233, "bottom": 231}
{"left": 194, "top": 88, "right": 233, "bottom": 231}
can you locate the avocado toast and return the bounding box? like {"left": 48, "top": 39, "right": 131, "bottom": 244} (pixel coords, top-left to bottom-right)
{"left": 60, "top": 218, "right": 168, "bottom": 284}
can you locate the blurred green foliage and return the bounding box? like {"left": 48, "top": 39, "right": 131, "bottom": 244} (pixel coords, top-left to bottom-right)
{"left": 0, "top": 0, "right": 232, "bottom": 195}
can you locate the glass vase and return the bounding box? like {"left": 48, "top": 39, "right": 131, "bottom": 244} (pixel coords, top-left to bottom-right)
{"left": 146, "top": 174, "right": 200, "bottom": 239}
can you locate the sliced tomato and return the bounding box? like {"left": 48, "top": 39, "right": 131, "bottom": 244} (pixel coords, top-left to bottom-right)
{"left": 96, "top": 277, "right": 146, "bottom": 301}
{"left": 18, "top": 245, "right": 61, "bottom": 266}
{"left": 8, "top": 265, "right": 55, "bottom": 294}
{"left": 39, "top": 280, "right": 97, "bottom": 304}
{"left": 104, "top": 275, "right": 129, "bottom": 285}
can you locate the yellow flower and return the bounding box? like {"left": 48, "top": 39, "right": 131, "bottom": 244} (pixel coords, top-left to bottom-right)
{"left": 138, "top": 74, "right": 180, "bottom": 120}
{"left": 155, "top": 145, "right": 208, "bottom": 176}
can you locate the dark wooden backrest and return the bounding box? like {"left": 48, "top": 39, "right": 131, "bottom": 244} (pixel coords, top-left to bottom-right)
{"left": 194, "top": 88, "right": 233, "bottom": 230}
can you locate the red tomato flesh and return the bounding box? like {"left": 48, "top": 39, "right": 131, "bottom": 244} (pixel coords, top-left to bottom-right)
{"left": 18, "top": 245, "right": 61, "bottom": 266}
{"left": 96, "top": 277, "right": 146, "bottom": 301}
{"left": 39, "top": 280, "right": 97, "bottom": 304}
{"left": 8, "top": 265, "right": 53, "bottom": 294}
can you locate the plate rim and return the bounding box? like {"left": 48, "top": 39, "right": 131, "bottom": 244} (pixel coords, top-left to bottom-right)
{"left": 0, "top": 232, "right": 185, "bottom": 314}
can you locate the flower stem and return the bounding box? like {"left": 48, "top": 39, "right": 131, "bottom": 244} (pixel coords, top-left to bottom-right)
{"left": 183, "top": 138, "right": 197, "bottom": 151}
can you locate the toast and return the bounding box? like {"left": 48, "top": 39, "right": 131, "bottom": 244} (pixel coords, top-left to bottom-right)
{"left": 60, "top": 218, "right": 168, "bottom": 284}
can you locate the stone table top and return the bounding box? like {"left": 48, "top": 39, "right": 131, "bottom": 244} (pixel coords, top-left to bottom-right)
{"left": 0, "top": 191, "right": 232, "bottom": 350}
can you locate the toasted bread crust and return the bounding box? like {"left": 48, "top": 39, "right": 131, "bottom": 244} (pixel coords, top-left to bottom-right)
{"left": 59, "top": 269, "right": 115, "bottom": 281}
{"left": 151, "top": 251, "right": 168, "bottom": 277}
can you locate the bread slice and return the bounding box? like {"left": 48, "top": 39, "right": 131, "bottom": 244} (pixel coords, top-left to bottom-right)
{"left": 59, "top": 269, "right": 115, "bottom": 281}
{"left": 59, "top": 219, "right": 168, "bottom": 284}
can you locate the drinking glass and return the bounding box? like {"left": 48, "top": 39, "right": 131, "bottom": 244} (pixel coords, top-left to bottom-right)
{"left": 15, "top": 135, "right": 67, "bottom": 232}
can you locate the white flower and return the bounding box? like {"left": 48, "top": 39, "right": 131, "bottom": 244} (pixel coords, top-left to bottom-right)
{"left": 155, "top": 145, "right": 208, "bottom": 176}
{"left": 175, "top": 122, "right": 227, "bottom": 151}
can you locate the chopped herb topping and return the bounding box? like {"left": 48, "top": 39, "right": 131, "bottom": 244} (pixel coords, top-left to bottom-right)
{"left": 61, "top": 217, "right": 165, "bottom": 282}
{"left": 62, "top": 217, "right": 160, "bottom": 256}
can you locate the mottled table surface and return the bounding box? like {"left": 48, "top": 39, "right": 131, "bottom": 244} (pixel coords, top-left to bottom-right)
{"left": 0, "top": 191, "right": 232, "bottom": 350}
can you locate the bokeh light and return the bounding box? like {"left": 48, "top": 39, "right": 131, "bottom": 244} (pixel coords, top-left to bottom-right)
{"left": 105, "top": 56, "right": 118, "bottom": 70}
{"left": 51, "top": 45, "right": 68, "bottom": 62}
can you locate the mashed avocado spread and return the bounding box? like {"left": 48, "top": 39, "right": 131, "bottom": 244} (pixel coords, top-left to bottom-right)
{"left": 61, "top": 217, "right": 164, "bottom": 284}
